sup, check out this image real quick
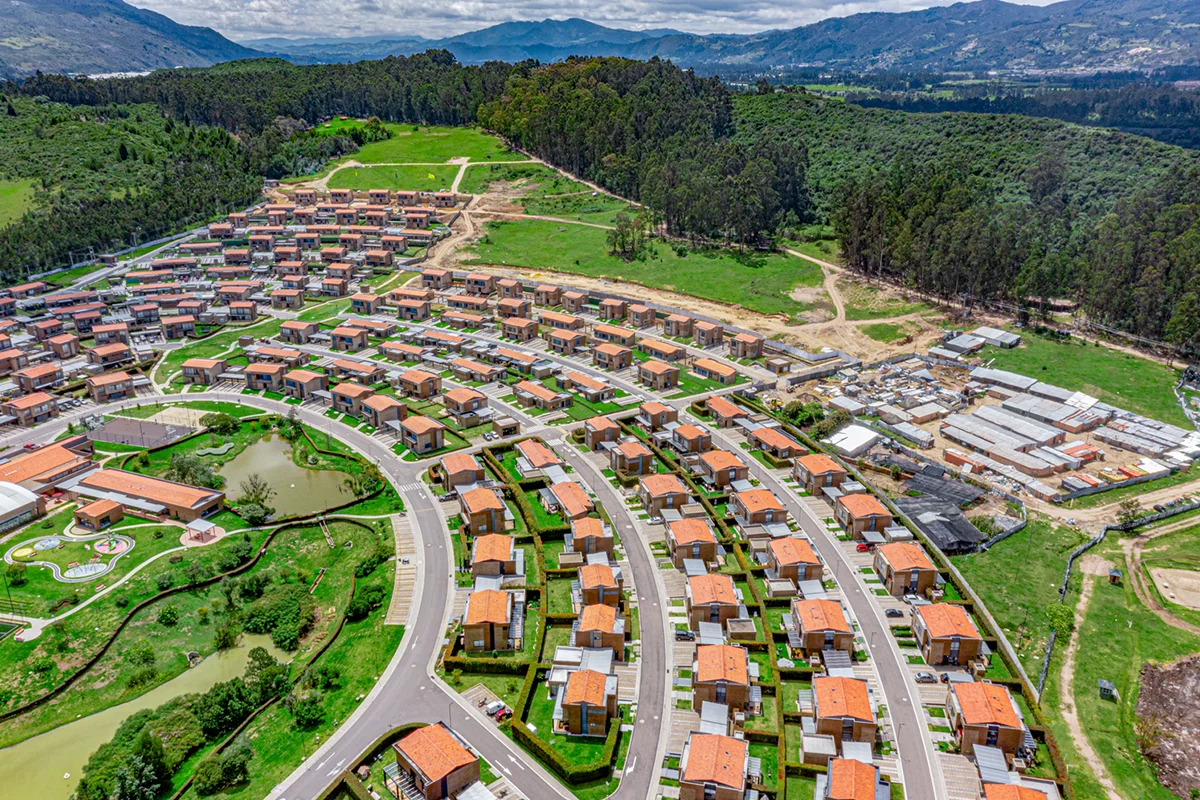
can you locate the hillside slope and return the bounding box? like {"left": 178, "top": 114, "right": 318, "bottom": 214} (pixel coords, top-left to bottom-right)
{"left": 0, "top": 0, "right": 261, "bottom": 78}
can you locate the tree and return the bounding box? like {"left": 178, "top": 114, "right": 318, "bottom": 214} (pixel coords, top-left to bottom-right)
{"left": 288, "top": 692, "right": 325, "bottom": 729}
{"left": 244, "top": 646, "right": 290, "bottom": 703}
{"left": 342, "top": 461, "right": 382, "bottom": 500}
{"left": 165, "top": 453, "right": 221, "bottom": 490}
{"left": 130, "top": 730, "right": 171, "bottom": 794}
{"left": 1117, "top": 498, "right": 1144, "bottom": 526}
{"left": 108, "top": 754, "right": 163, "bottom": 800}
{"left": 780, "top": 400, "right": 825, "bottom": 428}
{"left": 126, "top": 641, "right": 155, "bottom": 668}
{"left": 196, "top": 678, "right": 256, "bottom": 738}
{"left": 157, "top": 604, "right": 179, "bottom": 626}
{"left": 213, "top": 624, "right": 238, "bottom": 650}
{"left": 238, "top": 473, "right": 275, "bottom": 509}
{"left": 5, "top": 562, "right": 27, "bottom": 587}
{"left": 199, "top": 412, "right": 239, "bottom": 435}
{"left": 236, "top": 503, "right": 270, "bottom": 527}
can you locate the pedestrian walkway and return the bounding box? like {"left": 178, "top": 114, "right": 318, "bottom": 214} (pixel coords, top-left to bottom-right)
{"left": 386, "top": 514, "right": 417, "bottom": 625}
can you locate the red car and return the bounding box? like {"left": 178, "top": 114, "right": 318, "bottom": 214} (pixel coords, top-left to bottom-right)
{"left": 855, "top": 542, "right": 871, "bottom": 552}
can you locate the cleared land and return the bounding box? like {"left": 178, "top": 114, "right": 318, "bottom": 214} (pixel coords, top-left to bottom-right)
{"left": 326, "top": 164, "right": 460, "bottom": 192}
{"left": 981, "top": 332, "right": 1187, "bottom": 427}
{"left": 460, "top": 163, "right": 586, "bottom": 195}
{"left": 467, "top": 219, "right": 824, "bottom": 317}
{"left": 0, "top": 178, "right": 35, "bottom": 227}
{"left": 342, "top": 124, "right": 526, "bottom": 164}
{"left": 837, "top": 279, "right": 930, "bottom": 320}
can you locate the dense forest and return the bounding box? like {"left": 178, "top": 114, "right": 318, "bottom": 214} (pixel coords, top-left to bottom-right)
{"left": 7, "top": 52, "right": 1200, "bottom": 352}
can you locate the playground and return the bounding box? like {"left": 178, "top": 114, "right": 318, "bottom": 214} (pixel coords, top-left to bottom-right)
{"left": 7, "top": 529, "right": 136, "bottom": 582}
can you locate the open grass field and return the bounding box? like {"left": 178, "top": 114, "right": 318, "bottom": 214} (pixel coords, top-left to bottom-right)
{"left": 981, "top": 332, "right": 1187, "bottom": 427}
{"left": 155, "top": 318, "right": 285, "bottom": 389}
{"left": 326, "top": 164, "right": 460, "bottom": 192}
{"left": 468, "top": 220, "right": 825, "bottom": 317}
{"left": 343, "top": 124, "right": 526, "bottom": 164}
{"left": 859, "top": 322, "right": 909, "bottom": 343}
{"left": 0, "top": 178, "right": 35, "bottom": 227}
{"left": 459, "top": 162, "right": 585, "bottom": 195}
{"left": 951, "top": 515, "right": 1089, "bottom": 672}
{"left": 523, "top": 193, "right": 635, "bottom": 226}
{"left": 839, "top": 279, "right": 931, "bottom": 321}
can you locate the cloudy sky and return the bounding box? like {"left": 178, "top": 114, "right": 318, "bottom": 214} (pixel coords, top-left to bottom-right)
{"left": 129, "top": 0, "right": 1060, "bottom": 42}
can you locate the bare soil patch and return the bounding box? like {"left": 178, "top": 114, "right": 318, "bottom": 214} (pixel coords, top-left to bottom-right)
{"left": 1137, "top": 656, "right": 1200, "bottom": 798}
{"left": 1150, "top": 567, "right": 1200, "bottom": 610}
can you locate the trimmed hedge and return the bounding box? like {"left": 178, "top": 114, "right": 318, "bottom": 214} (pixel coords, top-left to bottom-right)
{"left": 511, "top": 713, "right": 622, "bottom": 785}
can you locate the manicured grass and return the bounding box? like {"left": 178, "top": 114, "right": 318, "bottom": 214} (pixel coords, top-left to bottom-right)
{"left": 114, "top": 400, "right": 262, "bottom": 420}
{"left": 951, "top": 514, "right": 1089, "bottom": 672}
{"left": 327, "top": 164, "right": 461, "bottom": 192}
{"left": 524, "top": 680, "right": 614, "bottom": 763}
{"left": 547, "top": 578, "right": 574, "bottom": 615}
{"left": 525, "top": 490, "right": 565, "bottom": 529}
{"left": 666, "top": 369, "right": 745, "bottom": 400}
{"left": 0, "top": 178, "right": 35, "bottom": 227}
{"left": 155, "top": 318, "right": 284, "bottom": 387}
{"left": 982, "top": 331, "right": 1187, "bottom": 426}
{"left": 839, "top": 278, "right": 931, "bottom": 320}
{"left": 860, "top": 322, "right": 908, "bottom": 343}
{"left": 345, "top": 124, "right": 526, "bottom": 164}
{"left": 43, "top": 260, "right": 108, "bottom": 288}
{"left": 467, "top": 220, "right": 824, "bottom": 317}
{"left": 748, "top": 742, "right": 780, "bottom": 792}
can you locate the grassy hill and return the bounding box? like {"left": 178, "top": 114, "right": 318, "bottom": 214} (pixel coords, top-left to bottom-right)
{"left": 734, "top": 92, "right": 1200, "bottom": 216}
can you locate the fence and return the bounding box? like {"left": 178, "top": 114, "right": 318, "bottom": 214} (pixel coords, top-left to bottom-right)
{"left": 1054, "top": 468, "right": 1183, "bottom": 503}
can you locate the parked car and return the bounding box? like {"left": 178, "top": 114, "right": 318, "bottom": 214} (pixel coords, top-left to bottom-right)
{"left": 495, "top": 707, "right": 512, "bottom": 722}
{"left": 484, "top": 700, "right": 505, "bottom": 716}
{"left": 914, "top": 672, "right": 938, "bottom": 684}
{"left": 674, "top": 629, "right": 695, "bottom": 641}
{"left": 902, "top": 593, "right": 920, "bottom": 605}
{"left": 855, "top": 543, "right": 871, "bottom": 552}
{"left": 885, "top": 609, "right": 905, "bottom": 618}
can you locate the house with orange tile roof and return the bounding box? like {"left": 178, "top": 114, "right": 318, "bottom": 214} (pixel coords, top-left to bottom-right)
{"left": 351, "top": 289, "right": 383, "bottom": 314}
{"left": 250, "top": 345, "right": 307, "bottom": 367}
{"left": 29, "top": 318, "right": 64, "bottom": 342}
{"left": 546, "top": 481, "right": 593, "bottom": 521}
{"left": 637, "top": 401, "right": 678, "bottom": 431}
{"left": 463, "top": 273, "right": 495, "bottom": 296}
{"left": 533, "top": 284, "right": 561, "bottom": 306}
{"left": 704, "top": 395, "right": 747, "bottom": 428}
{"left": 671, "top": 424, "right": 712, "bottom": 454}
{"left": 547, "top": 328, "right": 587, "bottom": 356}
{"left": 397, "top": 368, "right": 442, "bottom": 399}
{"left": 418, "top": 267, "right": 451, "bottom": 290}
{"left": 729, "top": 332, "right": 764, "bottom": 359}
{"left": 948, "top": 681, "right": 1025, "bottom": 758}
{"left": 561, "top": 290, "right": 587, "bottom": 314}
{"left": 73, "top": 468, "right": 224, "bottom": 521}
{"left": 331, "top": 326, "right": 369, "bottom": 352}
{"left": 74, "top": 498, "right": 125, "bottom": 531}
{"left": 693, "top": 643, "right": 752, "bottom": 714}
{"left": 638, "top": 337, "right": 686, "bottom": 362}
{"left": 275, "top": 370, "right": 323, "bottom": 402}
{"left": 693, "top": 358, "right": 738, "bottom": 385}
{"left": 873, "top": 542, "right": 937, "bottom": 597}
{"left": 181, "top": 358, "right": 226, "bottom": 386}
{"left": 514, "top": 380, "right": 572, "bottom": 412}
{"left": 560, "top": 371, "right": 614, "bottom": 403}
{"left": 697, "top": 449, "right": 749, "bottom": 488}
{"left": 694, "top": 320, "right": 724, "bottom": 348}
{"left": 439, "top": 453, "right": 485, "bottom": 492}
{"left": 611, "top": 440, "right": 654, "bottom": 476}
{"left": 93, "top": 322, "right": 130, "bottom": 346}
{"left": 48, "top": 333, "right": 81, "bottom": 359}
{"left": 14, "top": 363, "right": 64, "bottom": 394}
{"left": 279, "top": 320, "right": 319, "bottom": 345}
{"left": 814, "top": 676, "right": 876, "bottom": 744}
{"left": 459, "top": 487, "right": 507, "bottom": 534}
{"left": 578, "top": 562, "right": 622, "bottom": 607}
{"left": 0, "top": 348, "right": 29, "bottom": 375}
{"left": 559, "top": 668, "right": 619, "bottom": 736}
{"left": 244, "top": 362, "right": 285, "bottom": 393}
{"left": 791, "top": 598, "right": 854, "bottom": 655}
{"left": 321, "top": 277, "right": 349, "bottom": 297}
{"left": 637, "top": 473, "right": 688, "bottom": 516}
{"left": 86, "top": 342, "right": 133, "bottom": 368}
{"left": 515, "top": 439, "right": 562, "bottom": 472}
{"left": 470, "top": 533, "right": 519, "bottom": 577}
{"left": 85, "top": 371, "right": 135, "bottom": 402}
{"left": 400, "top": 416, "right": 446, "bottom": 454}
{"left": 820, "top": 758, "right": 890, "bottom": 800}
{"left": 637, "top": 359, "right": 680, "bottom": 390}
{"left": 592, "top": 342, "right": 632, "bottom": 371}
{"left": 769, "top": 537, "right": 823, "bottom": 583}
{"left": 2, "top": 392, "right": 59, "bottom": 427}
{"left": 574, "top": 603, "right": 624, "bottom": 658}
{"left": 462, "top": 588, "right": 514, "bottom": 652}
{"left": 667, "top": 518, "right": 717, "bottom": 569}
{"left": 493, "top": 278, "right": 522, "bottom": 299}
{"left": 592, "top": 323, "right": 636, "bottom": 347}
{"left": 540, "top": 310, "right": 586, "bottom": 331}
{"left": 678, "top": 733, "right": 747, "bottom": 800}
{"left": 445, "top": 297, "right": 490, "bottom": 318}
{"left": 271, "top": 289, "right": 304, "bottom": 310}
{"left": 686, "top": 573, "right": 740, "bottom": 630}
{"left": 496, "top": 297, "right": 531, "bottom": 319}
{"left": 331, "top": 381, "right": 375, "bottom": 418}
{"left": 914, "top": 603, "right": 983, "bottom": 666}
{"left": 361, "top": 394, "right": 407, "bottom": 429}
{"left": 443, "top": 387, "right": 488, "bottom": 427}
{"left": 836, "top": 493, "right": 894, "bottom": 538}
{"left": 392, "top": 723, "right": 479, "bottom": 800}
{"left": 449, "top": 357, "right": 503, "bottom": 384}
{"left": 663, "top": 313, "right": 694, "bottom": 337}
{"left": 0, "top": 436, "right": 93, "bottom": 490}
{"left": 794, "top": 453, "right": 848, "bottom": 495}
{"left": 731, "top": 489, "right": 787, "bottom": 526}
{"left": 567, "top": 516, "right": 614, "bottom": 558}
{"left": 583, "top": 416, "right": 620, "bottom": 450}
{"left": 981, "top": 786, "right": 1051, "bottom": 800}
{"left": 379, "top": 341, "right": 427, "bottom": 364}
{"left": 596, "top": 298, "right": 627, "bottom": 319}
{"left": 327, "top": 359, "right": 386, "bottom": 385}
{"left": 502, "top": 315, "right": 538, "bottom": 341}
{"left": 397, "top": 298, "right": 433, "bottom": 321}
{"left": 748, "top": 426, "right": 806, "bottom": 461}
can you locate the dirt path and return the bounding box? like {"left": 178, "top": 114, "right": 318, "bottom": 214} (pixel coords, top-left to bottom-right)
{"left": 1028, "top": 479, "right": 1200, "bottom": 529}
{"left": 1125, "top": 525, "right": 1200, "bottom": 637}
{"left": 468, "top": 208, "right": 616, "bottom": 230}
{"left": 1059, "top": 555, "right": 1123, "bottom": 800}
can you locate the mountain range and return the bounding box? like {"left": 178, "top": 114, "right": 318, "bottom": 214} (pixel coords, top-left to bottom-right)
{"left": 4, "top": 0, "right": 1200, "bottom": 79}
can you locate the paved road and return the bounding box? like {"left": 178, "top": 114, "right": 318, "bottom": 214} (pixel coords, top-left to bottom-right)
{"left": 705, "top": 424, "right": 946, "bottom": 800}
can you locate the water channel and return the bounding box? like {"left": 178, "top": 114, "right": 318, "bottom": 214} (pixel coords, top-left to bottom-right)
{"left": 0, "top": 635, "right": 286, "bottom": 800}
{"left": 219, "top": 434, "right": 350, "bottom": 517}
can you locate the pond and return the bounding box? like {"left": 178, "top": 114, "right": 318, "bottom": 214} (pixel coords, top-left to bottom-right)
{"left": 0, "top": 635, "right": 286, "bottom": 800}
{"left": 218, "top": 434, "right": 351, "bottom": 517}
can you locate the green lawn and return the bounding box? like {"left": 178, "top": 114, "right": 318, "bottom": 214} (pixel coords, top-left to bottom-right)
{"left": 524, "top": 680, "right": 612, "bottom": 763}
{"left": 838, "top": 278, "right": 931, "bottom": 320}
{"left": 155, "top": 318, "right": 284, "bottom": 387}
{"left": 982, "top": 332, "right": 1187, "bottom": 427}
{"left": 459, "top": 163, "right": 586, "bottom": 196}
{"left": 1061, "top": 468, "right": 1198, "bottom": 510}
{"left": 523, "top": 193, "right": 635, "bottom": 226}
{"left": 43, "top": 261, "right": 108, "bottom": 288}
{"left": 860, "top": 322, "right": 909, "bottom": 343}
{"left": 343, "top": 124, "right": 526, "bottom": 164}
{"left": 326, "top": 164, "right": 461, "bottom": 192}
{"left": 951, "top": 514, "right": 1089, "bottom": 672}
{"left": 467, "top": 220, "right": 825, "bottom": 317}
{"left": 0, "top": 178, "right": 35, "bottom": 227}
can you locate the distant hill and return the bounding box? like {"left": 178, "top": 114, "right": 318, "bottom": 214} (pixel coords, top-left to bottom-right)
{"left": 262, "top": 1, "right": 1200, "bottom": 72}
{"left": 0, "top": 0, "right": 262, "bottom": 79}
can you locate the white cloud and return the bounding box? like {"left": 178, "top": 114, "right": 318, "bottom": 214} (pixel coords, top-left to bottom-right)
{"left": 128, "top": 0, "right": 1062, "bottom": 42}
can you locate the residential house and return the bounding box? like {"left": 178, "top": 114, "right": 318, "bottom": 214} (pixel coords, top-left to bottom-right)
{"left": 397, "top": 299, "right": 432, "bottom": 321}
{"left": 450, "top": 358, "right": 503, "bottom": 384}
{"left": 591, "top": 324, "right": 635, "bottom": 347}
{"left": 400, "top": 416, "right": 446, "bottom": 453}
{"left": 541, "top": 311, "right": 585, "bottom": 331}
{"left": 547, "top": 328, "right": 586, "bottom": 355}
{"left": 638, "top": 474, "right": 688, "bottom": 516}
{"left": 560, "top": 372, "right": 613, "bottom": 406}
{"left": 443, "top": 387, "right": 488, "bottom": 426}
{"left": 637, "top": 360, "right": 679, "bottom": 390}
{"left": 873, "top": 543, "right": 938, "bottom": 597}
{"left": 693, "top": 644, "right": 751, "bottom": 714}
{"left": 678, "top": 733, "right": 747, "bottom": 800}
{"left": 729, "top": 333, "right": 764, "bottom": 359}
{"left": 228, "top": 302, "right": 258, "bottom": 322}
{"left": 462, "top": 589, "right": 513, "bottom": 652}
{"left": 361, "top": 394, "right": 407, "bottom": 429}
{"left": 947, "top": 682, "right": 1024, "bottom": 758}
{"left": 769, "top": 537, "right": 823, "bottom": 583}
{"left": 626, "top": 304, "right": 655, "bottom": 328}
{"left": 583, "top": 416, "right": 620, "bottom": 450}
{"left": 546, "top": 481, "right": 593, "bottom": 521}
{"left": 331, "top": 326, "right": 369, "bottom": 352}
{"left": 397, "top": 369, "right": 443, "bottom": 398}
{"left": 515, "top": 439, "right": 562, "bottom": 472}
{"left": 328, "top": 359, "right": 385, "bottom": 385}
{"left": 697, "top": 450, "right": 749, "bottom": 488}
{"left": 814, "top": 676, "right": 876, "bottom": 745}
{"left": 694, "top": 321, "right": 724, "bottom": 348}
{"left": 693, "top": 358, "right": 738, "bottom": 386}
{"left": 686, "top": 573, "right": 740, "bottom": 630}
{"left": 181, "top": 359, "right": 226, "bottom": 386}
{"left": 560, "top": 669, "right": 619, "bottom": 736}
{"left": 663, "top": 314, "right": 693, "bottom": 337}
{"left": 748, "top": 427, "right": 806, "bottom": 461}
{"left": 502, "top": 317, "right": 538, "bottom": 341}
{"left": 47, "top": 333, "right": 81, "bottom": 359}
{"left": 913, "top": 603, "right": 983, "bottom": 666}
{"left": 86, "top": 343, "right": 133, "bottom": 369}
{"left": 85, "top": 371, "right": 135, "bottom": 403}
{"left": 791, "top": 598, "right": 854, "bottom": 655}
{"left": 283, "top": 369, "right": 328, "bottom": 401}
{"left": 593, "top": 343, "right": 632, "bottom": 371}
{"left": 822, "top": 759, "right": 890, "bottom": 800}
{"left": 93, "top": 323, "right": 130, "bottom": 345}
{"left": 30, "top": 319, "right": 64, "bottom": 342}
{"left": 162, "top": 316, "right": 197, "bottom": 339}
{"left": 251, "top": 346, "right": 306, "bottom": 367}
{"left": 578, "top": 562, "right": 621, "bottom": 607}
{"left": 667, "top": 518, "right": 718, "bottom": 568}
{"left": 597, "top": 298, "right": 626, "bottom": 320}
{"left": 561, "top": 291, "right": 587, "bottom": 314}
{"left": 568, "top": 516, "right": 614, "bottom": 558}
{"left": 459, "top": 487, "right": 507, "bottom": 534}
{"left": 350, "top": 293, "right": 382, "bottom": 316}
{"left": 495, "top": 278, "right": 523, "bottom": 299}
{"left": 14, "top": 364, "right": 63, "bottom": 394}
{"left": 471, "top": 533, "right": 519, "bottom": 576}
{"left": 836, "top": 494, "right": 894, "bottom": 539}
{"left": 440, "top": 453, "right": 485, "bottom": 492}
{"left": 280, "top": 320, "right": 319, "bottom": 345}
{"left": 497, "top": 297, "right": 532, "bottom": 319}
{"left": 610, "top": 441, "right": 654, "bottom": 476}
{"left": 731, "top": 489, "right": 787, "bottom": 526}
{"left": 514, "top": 380, "right": 572, "bottom": 412}
{"left": 794, "top": 454, "right": 848, "bottom": 496}
{"left": 422, "top": 269, "right": 453, "bottom": 290}
{"left": 533, "top": 285, "right": 561, "bottom": 307}
{"left": 672, "top": 424, "right": 712, "bottom": 454}
{"left": 638, "top": 338, "right": 686, "bottom": 362}
{"left": 574, "top": 604, "right": 624, "bottom": 659}
{"left": 2, "top": 392, "right": 59, "bottom": 427}
{"left": 464, "top": 273, "right": 495, "bottom": 296}
{"left": 321, "top": 277, "right": 349, "bottom": 297}
{"left": 244, "top": 363, "right": 285, "bottom": 392}
{"left": 272, "top": 289, "right": 304, "bottom": 310}
{"left": 705, "top": 396, "right": 748, "bottom": 428}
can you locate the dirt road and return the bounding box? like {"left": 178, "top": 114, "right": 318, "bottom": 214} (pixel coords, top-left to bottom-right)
{"left": 1124, "top": 521, "right": 1200, "bottom": 637}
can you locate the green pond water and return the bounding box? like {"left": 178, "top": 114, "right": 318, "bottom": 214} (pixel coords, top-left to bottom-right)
{"left": 0, "top": 635, "right": 285, "bottom": 800}
{"left": 219, "top": 434, "right": 350, "bottom": 517}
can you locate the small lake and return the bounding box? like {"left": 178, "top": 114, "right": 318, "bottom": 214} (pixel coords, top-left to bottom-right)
{"left": 0, "top": 635, "right": 286, "bottom": 800}
{"left": 219, "top": 434, "right": 351, "bottom": 517}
